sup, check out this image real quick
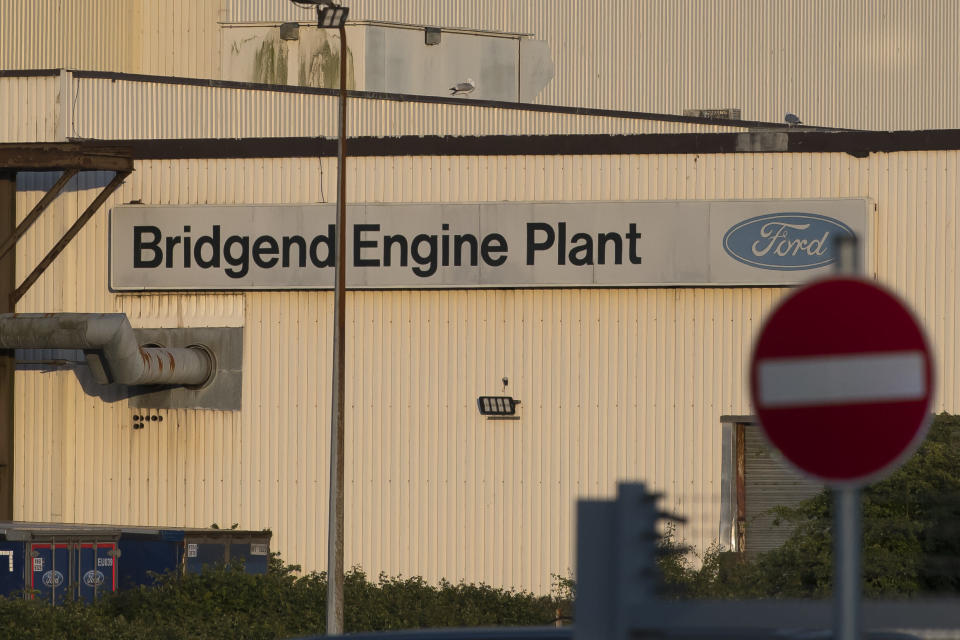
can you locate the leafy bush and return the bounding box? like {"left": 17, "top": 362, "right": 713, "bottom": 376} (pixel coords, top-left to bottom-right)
{"left": 0, "top": 560, "right": 569, "bottom": 640}
{"left": 659, "top": 413, "right": 960, "bottom": 599}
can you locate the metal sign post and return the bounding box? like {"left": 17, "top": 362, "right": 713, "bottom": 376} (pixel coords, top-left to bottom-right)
{"left": 833, "top": 235, "right": 861, "bottom": 640}
{"left": 576, "top": 241, "right": 955, "bottom": 640}
{"left": 750, "top": 235, "right": 933, "bottom": 640}
{"left": 834, "top": 486, "right": 861, "bottom": 640}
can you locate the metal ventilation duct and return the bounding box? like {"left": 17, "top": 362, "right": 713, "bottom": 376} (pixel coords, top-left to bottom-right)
{"left": 0, "top": 313, "right": 214, "bottom": 387}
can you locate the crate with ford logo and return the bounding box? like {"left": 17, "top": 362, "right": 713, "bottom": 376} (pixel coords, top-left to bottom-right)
{"left": 0, "top": 522, "right": 271, "bottom": 602}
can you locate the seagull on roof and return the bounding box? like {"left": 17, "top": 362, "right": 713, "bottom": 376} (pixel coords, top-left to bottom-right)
{"left": 450, "top": 78, "right": 476, "bottom": 96}
{"left": 785, "top": 113, "right": 803, "bottom": 126}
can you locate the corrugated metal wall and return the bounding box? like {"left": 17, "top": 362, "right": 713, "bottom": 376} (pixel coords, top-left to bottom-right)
{"left": 0, "top": 0, "right": 137, "bottom": 72}
{"left": 0, "top": 72, "right": 745, "bottom": 143}
{"left": 0, "top": 0, "right": 222, "bottom": 78}
{"left": 230, "top": 0, "right": 960, "bottom": 129}
{"left": 10, "top": 150, "right": 960, "bottom": 593}
{"left": 68, "top": 76, "right": 743, "bottom": 139}
{"left": 3, "top": 1, "right": 959, "bottom": 129}
{"left": 0, "top": 74, "right": 60, "bottom": 142}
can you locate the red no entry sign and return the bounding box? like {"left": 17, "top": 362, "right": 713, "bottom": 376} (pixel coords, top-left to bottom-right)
{"left": 750, "top": 277, "right": 934, "bottom": 485}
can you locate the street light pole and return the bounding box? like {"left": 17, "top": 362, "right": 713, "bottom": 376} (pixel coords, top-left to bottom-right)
{"left": 292, "top": 0, "right": 350, "bottom": 633}
{"left": 326, "top": 18, "right": 348, "bottom": 636}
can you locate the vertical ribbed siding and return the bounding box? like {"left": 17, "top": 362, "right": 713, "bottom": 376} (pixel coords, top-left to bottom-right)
{"left": 10, "top": 151, "right": 960, "bottom": 594}
{"left": 0, "top": 0, "right": 221, "bottom": 78}
{"left": 136, "top": 0, "right": 222, "bottom": 79}
{"left": 239, "top": 286, "right": 779, "bottom": 586}
{"left": 13, "top": 168, "right": 248, "bottom": 316}
{"left": 0, "top": 0, "right": 136, "bottom": 71}
{"left": 232, "top": 0, "right": 643, "bottom": 114}
{"left": 0, "top": 75, "right": 60, "bottom": 142}
{"left": 64, "top": 76, "right": 742, "bottom": 140}
{"left": 229, "top": 0, "right": 960, "bottom": 129}
{"left": 5, "top": 1, "right": 958, "bottom": 129}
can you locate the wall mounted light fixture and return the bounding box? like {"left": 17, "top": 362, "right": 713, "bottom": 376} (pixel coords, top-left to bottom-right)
{"left": 477, "top": 396, "right": 519, "bottom": 416}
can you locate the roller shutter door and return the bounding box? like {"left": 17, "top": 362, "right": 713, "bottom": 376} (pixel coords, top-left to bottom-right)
{"left": 743, "top": 426, "right": 823, "bottom": 556}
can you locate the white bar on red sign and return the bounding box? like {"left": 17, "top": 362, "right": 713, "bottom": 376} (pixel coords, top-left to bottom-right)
{"left": 757, "top": 351, "right": 927, "bottom": 408}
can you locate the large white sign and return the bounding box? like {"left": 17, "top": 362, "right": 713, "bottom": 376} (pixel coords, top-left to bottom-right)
{"left": 109, "top": 200, "right": 869, "bottom": 290}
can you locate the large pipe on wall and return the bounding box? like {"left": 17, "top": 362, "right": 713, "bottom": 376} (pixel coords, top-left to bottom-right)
{"left": 0, "top": 313, "right": 214, "bottom": 387}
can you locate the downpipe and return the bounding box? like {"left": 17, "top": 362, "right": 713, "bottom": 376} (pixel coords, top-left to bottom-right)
{"left": 0, "top": 313, "right": 214, "bottom": 387}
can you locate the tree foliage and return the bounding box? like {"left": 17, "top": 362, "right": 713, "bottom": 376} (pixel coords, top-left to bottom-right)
{"left": 661, "top": 413, "right": 960, "bottom": 599}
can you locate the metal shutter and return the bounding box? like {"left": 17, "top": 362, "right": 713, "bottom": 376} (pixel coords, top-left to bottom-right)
{"left": 744, "top": 426, "right": 823, "bottom": 556}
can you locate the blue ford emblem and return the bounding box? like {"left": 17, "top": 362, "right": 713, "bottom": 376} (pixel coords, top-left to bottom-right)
{"left": 722, "top": 213, "right": 855, "bottom": 270}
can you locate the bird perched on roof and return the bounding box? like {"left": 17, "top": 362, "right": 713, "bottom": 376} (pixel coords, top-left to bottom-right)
{"left": 785, "top": 113, "right": 803, "bottom": 126}
{"left": 450, "top": 78, "right": 476, "bottom": 96}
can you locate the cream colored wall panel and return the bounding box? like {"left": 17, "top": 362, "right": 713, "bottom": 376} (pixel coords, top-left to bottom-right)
{"left": 4, "top": 1, "right": 959, "bottom": 129}
{"left": 0, "top": 75, "right": 59, "bottom": 142}
{"left": 0, "top": 0, "right": 137, "bottom": 72}
{"left": 66, "top": 75, "right": 743, "bottom": 141}
{"left": 116, "top": 295, "right": 245, "bottom": 328}
{"left": 11, "top": 151, "right": 960, "bottom": 595}
{"left": 230, "top": 0, "right": 643, "bottom": 113}
{"left": 235, "top": 282, "right": 777, "bottom": 590}
{"left": 13, "top": 363, "right": 243, "bottom": 529}
{"left": 140, "top": 0, "right": 222, "bottom": 79}
{"left": 15, "top": 170, "right": 109, "bottom": 312}
{"left": 0, "top": 0, "right": 221, "bottom": 78}
{"left": 227, "top": 0, "right": 960, "bottom": 129}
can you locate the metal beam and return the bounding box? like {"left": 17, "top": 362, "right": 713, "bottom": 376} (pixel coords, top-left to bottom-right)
{"left": 0, "top": 171, "right": 14, "bottom": 520}
{"left": 0, "top": 144, "right": 133, "bottom": 172}
{"left": 11, "top": 170, "right": 130, "bottom": 306}
{"left": 72, "top": 130, "right": 960, "bottom": 161}
{"left": 0, "top": 168, "right": 78, "bottom": 261}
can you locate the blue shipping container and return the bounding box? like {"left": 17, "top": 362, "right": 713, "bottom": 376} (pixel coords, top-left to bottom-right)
{"left": 0, "top": 522, "right": 271, "bottom": 602}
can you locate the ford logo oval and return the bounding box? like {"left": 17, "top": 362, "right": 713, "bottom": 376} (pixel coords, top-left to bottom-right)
{"left": 42, "top": 570, "right": 64, "bottom": 588}
{"left": 722, "top": 213, "right": 855, "bottom": 270}
{"left": 83, "top": 570, "right": 105, "bottom": 587}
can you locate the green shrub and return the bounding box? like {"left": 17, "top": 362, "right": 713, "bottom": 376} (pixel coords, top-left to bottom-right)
{"left": 0, "top": 560, "right": 569, "bottom": 640}
{"left": 659, "top": 413, "right": 960, "bottom": 599}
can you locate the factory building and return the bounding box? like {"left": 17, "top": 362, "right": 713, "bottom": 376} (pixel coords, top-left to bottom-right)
{"left": 4, "top": 0, "right": 960, "bottom": 129}
{"left": 1, "top": 1, "right": 959, "bottom": 593}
